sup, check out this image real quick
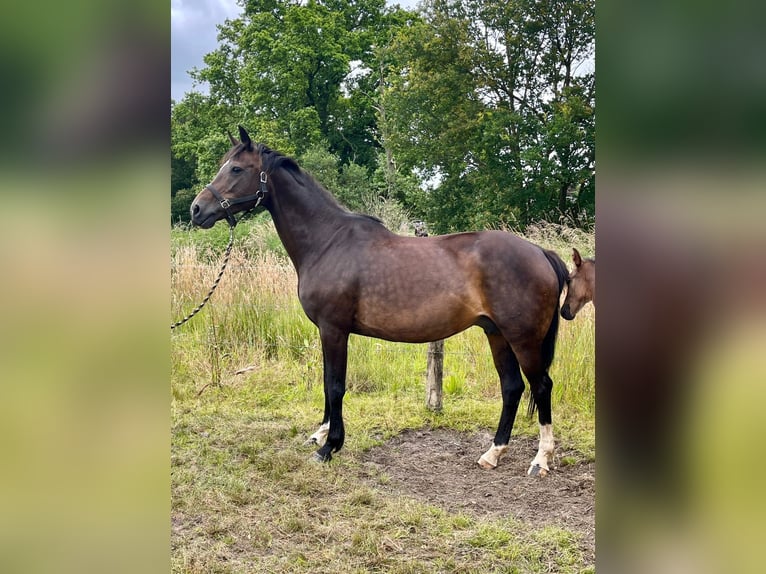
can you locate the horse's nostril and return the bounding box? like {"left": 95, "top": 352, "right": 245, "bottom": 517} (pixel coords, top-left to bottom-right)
{"left": 191, "top": 203, "right": 200, "bottom": 216}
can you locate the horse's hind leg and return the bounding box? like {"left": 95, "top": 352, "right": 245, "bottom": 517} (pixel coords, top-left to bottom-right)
{"left": 528, "top": 373, "right": 555, "bottom": 476}
{"left": 477, "top": 333, "right": 525, "bottom": 469}
{"left": 515, "top": 345, "right": 555, "bottom": 476}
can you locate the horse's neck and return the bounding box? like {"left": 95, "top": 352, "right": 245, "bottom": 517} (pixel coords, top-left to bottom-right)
{"left": 267, "top": 170, "right": 347, "bottom": 271}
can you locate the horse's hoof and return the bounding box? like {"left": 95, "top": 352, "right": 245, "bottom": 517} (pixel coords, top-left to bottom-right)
{"left": 527, "top": 464, "right": 549, "bottom": 477}
{"left": 310, "top": 451, "right": 331, "bottom": 464}
{"left": 477, "top": 455, "right": 497, "bottom": 470}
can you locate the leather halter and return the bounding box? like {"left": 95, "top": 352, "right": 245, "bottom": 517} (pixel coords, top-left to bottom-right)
{"left": 205, "top": 171, "right": 268, "bottom": 227}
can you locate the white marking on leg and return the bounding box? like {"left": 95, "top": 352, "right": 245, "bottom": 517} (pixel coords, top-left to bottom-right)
{"left": 528, "top": 423, "right": 555, "bottom": 475}
{"left": 305, "top": 422, "right": 330, "bottom": 446}
{"left": 477, "top": 443, "right": 509, "bottom": 469}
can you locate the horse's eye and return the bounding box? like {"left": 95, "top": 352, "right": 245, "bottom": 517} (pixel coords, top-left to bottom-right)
{"left": 231, "top": 166, "right": 243, "bottom": 174}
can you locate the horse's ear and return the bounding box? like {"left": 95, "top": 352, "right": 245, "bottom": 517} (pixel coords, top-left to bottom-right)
{"left": 238, "top": 125, "right": 252, "bottom": 150}
{"left": 226, "top": 130, "right": 238, "bottom": 146}
{"left": 572, "top": 248, "right": 582, "bottom": 267}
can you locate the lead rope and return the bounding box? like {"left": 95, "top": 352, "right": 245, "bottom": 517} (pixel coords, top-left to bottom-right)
{"left": 171, "top": 222, "right": 235, "bottom": 330}
{"left": 171, "top": 173, "right": 267, "bottom": 331}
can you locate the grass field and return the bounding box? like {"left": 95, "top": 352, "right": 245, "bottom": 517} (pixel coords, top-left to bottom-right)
{"left": 171, "top": 219, "right": 595, "bottom": 573}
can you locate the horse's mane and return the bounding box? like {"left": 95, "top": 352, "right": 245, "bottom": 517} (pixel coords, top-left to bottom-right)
{"left": 226, "top": 142, "right": 385, "bottom": 227}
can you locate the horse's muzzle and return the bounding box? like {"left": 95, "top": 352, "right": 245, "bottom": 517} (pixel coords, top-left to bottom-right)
{"left": 190, "top": 199, "right": 218, "bottom": 228}
{"left": 560, "top": 304, "right": 574, "bottom": 321}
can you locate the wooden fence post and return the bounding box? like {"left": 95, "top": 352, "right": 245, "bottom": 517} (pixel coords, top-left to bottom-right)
{"left": 425, "top": 339, "right": 444, "bottom": 411}
{"left": 415, "top": 221, "right": 444, "bottom": 412}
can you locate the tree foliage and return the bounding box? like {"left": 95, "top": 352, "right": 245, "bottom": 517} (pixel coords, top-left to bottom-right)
{"left": 171, "top": 0, "right": 594, "bottom": 231}
{"left": 382, "top": 0, "right": 594, "bottom": 231}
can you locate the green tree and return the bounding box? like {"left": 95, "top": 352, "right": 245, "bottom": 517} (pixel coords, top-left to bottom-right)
{"left": 382, "top": 0, "right": 594, "bottom": 231}
{"left": 192, "top": 0, "right": 415, "bottom": 169}
{"left": 170, "top": 0, "right": 594, "bottom": 232}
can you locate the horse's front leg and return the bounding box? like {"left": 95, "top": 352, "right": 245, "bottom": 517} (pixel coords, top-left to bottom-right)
{"left": 312, "top": 326, "right": 349, "bottom": 463}
{"left": 305, "top": 421, "right": 330, "bottom": 447}
{"left": 304, "top": 354, "right": 331, "bottom": 447}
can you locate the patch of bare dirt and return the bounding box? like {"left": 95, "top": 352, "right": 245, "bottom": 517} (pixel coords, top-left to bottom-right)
{"left": 358, "top": 428, "right": 595, "bottom": 563}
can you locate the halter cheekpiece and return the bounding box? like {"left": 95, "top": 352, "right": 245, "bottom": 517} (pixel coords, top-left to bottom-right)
{"left": 205, "top": 170, "right": 268, "bottom": 228}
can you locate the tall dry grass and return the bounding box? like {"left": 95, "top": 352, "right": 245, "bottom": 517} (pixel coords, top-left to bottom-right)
{"left": 171, "top": 219, "right": 594, "bottom": 452}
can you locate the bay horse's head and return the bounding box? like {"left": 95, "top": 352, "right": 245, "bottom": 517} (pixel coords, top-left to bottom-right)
{"left": 561, "top": 248, "right": 595, "bottom": 320}
{"left": 190, "top": 126, "right": 268, "bottom": 228}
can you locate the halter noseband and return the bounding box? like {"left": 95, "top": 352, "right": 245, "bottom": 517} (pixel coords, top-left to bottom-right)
{"left": 206, "top": 170, "right": 268, "bottom": 227}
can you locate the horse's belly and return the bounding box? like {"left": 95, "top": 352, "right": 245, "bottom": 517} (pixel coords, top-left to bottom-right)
{"left": 352, "top": 296, "right": 479, "bottom": 343}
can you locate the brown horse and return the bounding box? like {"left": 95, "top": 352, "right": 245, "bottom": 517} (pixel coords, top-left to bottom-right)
{"left": 561, "top": 248, "right": 595, "bottom": 320}
{"left": 190, "top": 126, "right": 569, "bottom": 475}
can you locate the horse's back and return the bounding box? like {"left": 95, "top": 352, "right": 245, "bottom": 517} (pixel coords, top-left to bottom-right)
{"left": 359, "top": 229, "right": 559, "bottom": 340}
{"left": 440, "top": 230, "right": 561, "bottom": 288}
{"left": 349, "top": 228, "right": 561, "bottom": 310}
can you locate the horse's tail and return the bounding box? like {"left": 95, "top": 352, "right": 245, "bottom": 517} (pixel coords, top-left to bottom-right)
{"left": 528, "top": 249, "right": 569, "bottom": 418}
{"left": 543, "top": 248, "right": 569, "bottom": 295}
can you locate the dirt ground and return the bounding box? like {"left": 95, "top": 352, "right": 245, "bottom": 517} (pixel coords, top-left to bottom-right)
{"left": 358, "top": 428, "right": 595, "bottom": 564}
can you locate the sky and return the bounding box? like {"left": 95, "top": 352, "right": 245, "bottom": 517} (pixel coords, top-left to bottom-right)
{"left": 171, "top": 0, "right": 420, "bottom": 102}
{"left": 171, "top": 0, "right": 241, "bottom": 101}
